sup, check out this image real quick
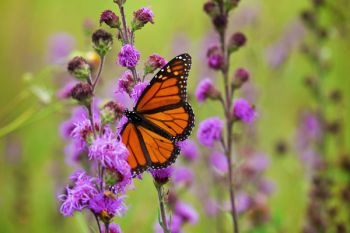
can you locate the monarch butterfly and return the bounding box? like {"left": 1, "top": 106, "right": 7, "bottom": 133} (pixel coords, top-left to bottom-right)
{"left": 120, "top": 53, "right": 194, "bottom": 176}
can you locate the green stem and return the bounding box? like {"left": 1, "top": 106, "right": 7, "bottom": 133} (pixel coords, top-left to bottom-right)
{"left": 155, "top": 183, "right": 169, "bottom": 233}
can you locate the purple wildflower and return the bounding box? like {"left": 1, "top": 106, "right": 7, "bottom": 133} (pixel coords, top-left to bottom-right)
{"left": 100, "top": 10, "right": 119, "bottom": 28}
{"left": 88, "top": 130, "right": 129, "bottom": 167}
{"left": 197, "top": 117, "right": 224, "bottom": 147}
{"left": 116, "top": 70, "right": 135, "bottom": 95}
{"left": 132, "top": 7, "right": 154, "bottom": 30}
{"left": 233, "top": 68, "right": 250, "bottom": 88}
{"left": 71, "top": 118, "right": 94, "bottom": 150}
{"left": 195, "top": 78, "right": 219, "bottom": 103}
{"left": 258, "top": 179, "right": 276, "bottom": 195}
{"left": 207, "top": 45, "right": 224, "bottom": 70}
{"left": 89, "top": 191, "right": 126, "bottom": 220}
{"left": 175, "top": 201, "right": 199, "bottom": 224}
{"left": 173, "top": 167, "right": 194, "bottom": 186}
{"left": 131, "top": 81, "right": 149, "bottom": 103}
{"left": 178, "top": 139, "right": 199, "bottom": 161}
{"left": 150, "top": 167, "right": 173, "bottom": 185}
{"left": 144, "top": 54, "right": 167, "bottom": 74}
{"left": 232, "top": 98, "right": 257, "bottom": 123}
{"left": 209, "top": 151, "right": 228, "bottom": 175}
{"left": 101, "top": 223, "right": 122, "bottom": 233}
{"left": 117, "top": 44, "right": 140, "bottom": 68}
{"left": 59, "top": 171, "right": 98, "bottom": 216}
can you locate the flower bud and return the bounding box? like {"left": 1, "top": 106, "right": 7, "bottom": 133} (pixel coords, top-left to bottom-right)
{"left": 92, "top": 29, "right": 113, "bottom": 57}
{"left": 233, "top": 68, "right": 250, "bottom": 88}
{"left": 100, "top": 10, "right": 120, "bottom": 28}
{"left": 232, "top": 98, "right": 257, "bottom": 124}
{"left": 132, "top": 7, "right": 154, "bottom": 31}
{"left": 300, "top": 10, "right": 316, "bottom": 28}
{"left": 150, "top": 167, "right": 173, "bottom": 186}
{"left": 228, "top": 32, "right": 247, "bottom": 52}
{"left": 71, "top": 83, "right": 93, "bottom": 105}
{"left": 195, "top": 78, "right": 220, "bottom": 102}
{"left": 67, "top": 56, "right": 91, "bottom": 80}
{"left": 203, "top": 1, "right": 219, "bottom": 17}
{"left": 207, "top": 45, "right": 224, "bottom": 70}
{"left": 212, "top": 14, "right": 228, "bottom": 32}
{"left": 144, "top": 54, "right": 167, "bottom": 75}
{"left": 101, "top": 101, "right": 125, "bottom": 124}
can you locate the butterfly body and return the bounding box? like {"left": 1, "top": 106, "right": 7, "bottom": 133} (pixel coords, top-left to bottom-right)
{"left": 121, "top": 54, "right": 194, "bottom": 176}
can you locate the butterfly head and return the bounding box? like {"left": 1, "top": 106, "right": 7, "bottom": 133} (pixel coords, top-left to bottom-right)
{"left": 124, "top": 110, "right": 142, "bottom": 123}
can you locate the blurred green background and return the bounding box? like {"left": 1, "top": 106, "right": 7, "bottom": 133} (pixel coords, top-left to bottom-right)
{"left": 0, "top": 0, "right": 349, "bottom": 233}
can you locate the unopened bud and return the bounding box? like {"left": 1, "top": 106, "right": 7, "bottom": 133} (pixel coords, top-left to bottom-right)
{"left": 92, "top": 29, "right": 113, "bottom": 56}
{"left": 71, "top": 83, "right": 93, "bottom": 105}
{"left": 132, "top": 7, "right": 154, "bottom": 31}
{"left": 67, "top": 56, "right": 91, "bottom": 80}
{"left": 100, "top": 10, "right": 120, "bottom": 28}
{"left": 233, "top": 68, "right": 250, "bottom": 88}
{"left": 228, "top": 32, "right": 247, "bottom": 52}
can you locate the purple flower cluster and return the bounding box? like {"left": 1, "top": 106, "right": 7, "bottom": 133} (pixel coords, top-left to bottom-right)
{"left": 233, "top": 98, "right": 257, "bottom": 124}
{"left": 118, "top": 44, "right": 140, "bottom": 68}
{"left": 195, "top": 78, "right": 219, "bottom": 103}
{"left": 197, "top": 117, "right": 223, "bottom": 147}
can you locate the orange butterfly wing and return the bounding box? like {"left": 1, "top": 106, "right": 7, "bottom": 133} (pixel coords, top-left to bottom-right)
{"left": 121, "top": 54, "right": 194, "bottom": 176}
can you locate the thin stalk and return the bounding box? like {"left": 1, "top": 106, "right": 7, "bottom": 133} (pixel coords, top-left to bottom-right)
{"left": 155, "top": 183, "right": 169, "bottom": 233}
{"left": 93, "top": 213, "right": 102, "bottom": 233}
{"left": 87, "top": 104, "right": 97, "bottom": 137}
{"left": 104, "top": 222, "right": 110, "bottom": 233}
{"left": 119, "top": 6, "right": 130, "bottom": 44}
{"left": 217, "top": 0, "right": 239, "bottom": 231}
{"left": 92, "top": 56, "right": 105, "bottom": 91}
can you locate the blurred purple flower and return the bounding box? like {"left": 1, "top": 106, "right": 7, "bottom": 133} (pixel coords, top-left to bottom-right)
{"left": 197, "top": 117, "right": 223, "bottom": 147}
{"left": 173, "top": 167, "right": 194, "bottom": 186}
{"left": 236, "top": 192, "right": 252, "bottom": 214}
{"left": 131, "top": 81, "right": 148, "bottom": 103}
{"left": 243, "top": 153, "right": 270, "bottom": 175}
{"left": 265, "top": 20, "right": 305, "bottom": 68}
{"left": 258, "top": 179, "right": 276, "bottom": 195}
{"left": 175, "top": 201, "right": 199, "bottom": 224}
{"left": 209, "top": 151, "right": 228, "bottom": 175}
{"left": 195, "top": 78, "right": 219, "bottom": 103}
{"left": 57, "top": 81, "right": 78, "bottom": 99}
{"left": 205, "top": 198, "right": 219, "bottom": 216}
{"left": 89, "top": 191, "right": 126, "bottom": 219}
{"left": 118, "top": 44, "right": 140, "bottom": 68}
{"left": 47, "top": 32, "right": 75, "bottom": 64}
{"left": 233, "top": 98, "right": 257, "bottom": 124}
{"left": 59, "top": 171, "right": 98, "bottom": 216}
{"left": 178, "top": 139, "right": 199, "bottom": 161}
{"left": 101, "top": 223, "right": 122, "bottom": 233}
{"left": 300, "top": 149, "right": 323, "bottom": 171}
